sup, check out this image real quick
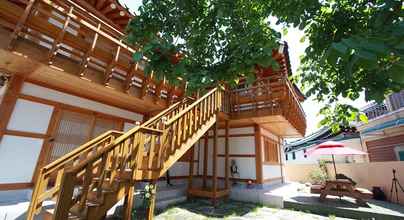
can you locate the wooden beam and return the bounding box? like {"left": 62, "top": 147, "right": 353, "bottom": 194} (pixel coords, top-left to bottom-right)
{"left": 108, "top": 11, "right": 129, "bottom": 20}
{"left": 202, "top": 134, "right": 208, "bottom": 188}
{"left": 8, "top": 0, "right": 36, "bottom": 50}
{"left": 278, "top": 137, "right": 285, "bottom": 183}
{"left": 95, "top": 0, "right": 107, "bottom": 10}
{"left": 31, "top": 106, "right": 62, "bottom": 184}
{"left": 212, "top": 120, "right": 218, "bottom": 204}
{"left": 146, "top": 181, "right": 157, "bottom": 220}
{"left": 101, "top": 3, "right": 117, "bottom": 14}
{"left": 0, "top": 182, "right": 33, "bottom": 190}
{"left": 123, "top": 185, "right": 135, "bottom": 220}
{"left": 4, "top": 130, "right": 47, "bottom": 139}
{"left": 224, "top": 120, "right": 230, "bottom": 190}
{"left": 254, "top": 124, "right": 263, "bottom": 184}
{"left": 114, "top": 18, "right": 129, "bottom": 25}
{"left": 0, "top": 75, "right": 24, "bottom": 143}
{"left": 188, "top": 145, "right": 195, "bottom": 190}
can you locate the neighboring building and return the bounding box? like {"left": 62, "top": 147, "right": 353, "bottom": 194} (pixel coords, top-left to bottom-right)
{"left": 0, "top": 0, "right": 306, "bottom": 219}
{"left": 284, "top": 127, "right": 366, "bottom": 164}
{"left": 357, "top": 91, "right": 404, "bottom": 162}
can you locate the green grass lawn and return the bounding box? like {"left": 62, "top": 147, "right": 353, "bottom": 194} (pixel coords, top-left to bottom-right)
{"left": 152, "top": 199, "right": 350, "bottom": 220}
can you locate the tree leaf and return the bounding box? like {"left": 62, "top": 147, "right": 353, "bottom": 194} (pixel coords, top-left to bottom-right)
{"left": 133, "top": 51, "right": 143, "bottom": 61}
{"left": 359, "top": 113, "right": 368, "bottom": 124}
{"left": 331, "top": 42, "right": 348, "bottom": 55}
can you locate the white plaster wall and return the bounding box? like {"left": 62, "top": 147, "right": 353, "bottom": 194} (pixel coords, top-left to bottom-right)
{"left": 197, "top": 126, "right": 256, "bottom": 180}
{"left": 0, "top": 135, "right": 43, "bottom": 183}
{"left": 21, "top": 83, "right": 143, "bottom": 121}
{"left": 262, "top": 165, "right": 282, "bottom": 180}
{"left": 168, "top": 162, "right": 198, "bottom": 176}
{"left": 217, "top": 157, "right": 256, "bottom": 179}
{"left": 209, "top": 127, "right": 255, "bottom": 136}
{"left": 123, "top": 122, "right": 136, "bottom": 132}
{"left": 7, "top": 99, "right": 54, "bottom": 134}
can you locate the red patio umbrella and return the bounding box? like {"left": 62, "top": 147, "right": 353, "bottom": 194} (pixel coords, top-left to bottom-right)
{"left": 306, "top": 141, "right": 367, "bottom": 179}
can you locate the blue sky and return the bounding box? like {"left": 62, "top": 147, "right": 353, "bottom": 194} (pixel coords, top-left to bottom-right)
{"left": 119, "top": 0, "right": 368, "bottom": 135}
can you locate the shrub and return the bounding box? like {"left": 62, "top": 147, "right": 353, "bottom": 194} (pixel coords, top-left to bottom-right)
{"left": 308, "top": 160, "right": 329, "bottom": 184}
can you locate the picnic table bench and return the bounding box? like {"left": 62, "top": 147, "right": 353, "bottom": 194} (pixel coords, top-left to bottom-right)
{"left": 311, "top": 179, "right": 373, "bottom": 205}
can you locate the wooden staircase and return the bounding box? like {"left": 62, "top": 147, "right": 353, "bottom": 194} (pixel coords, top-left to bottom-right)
{"left": 27, "top": 88, "right": 225, "bottom": 220}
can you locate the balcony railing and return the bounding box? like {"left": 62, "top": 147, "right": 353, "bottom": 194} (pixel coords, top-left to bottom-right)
{"left": 0, "top": 0, "right": 184, "bottom": 104}
{"left": 363, "top": 102, "right": 389, "bottom": 120}
{"left": 388, "top": 91, "right": 404, "bottom": 111}
{"left": 227, "top": 75, "right": 306, "bottom": 135}
{"left": 362, "top": 90, "right": 404, "bottom": 120}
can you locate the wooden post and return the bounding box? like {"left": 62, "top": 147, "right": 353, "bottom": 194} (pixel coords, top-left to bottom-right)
{"left": 0, "top": 75, "right": 24, "bottom": 143}
{"left": 254, "top": 125, "right": 263, "bottom": 184}
{"left": 278, "top": 137, "right": 285, "bottom": 183}
{"left": 212, "top": 120, "right": 218, "bottom": 205}
{"left": 48, "top": 6, "right": 74, "bottom": 64}
{"left": 188, "top": 145, "right": 195, "bottom": 189}
{"left": 54, "top": 171, "right": 75, "bottom": 220}
{"left": 202, "top": 134, "right": 208, "bottom": 188}
{"left": 79, "top": 23, "right": 101, "bottom": 77}
{"left": 31, "top": 106, "right": 62, "bottom": 183}
{"left": 124, "top": 62, "right": 137, "bottom": 92}
{"left": 224, "top": 120, "right": 230, "bottom": 190}
{"left": 8, "top": 0, "right": 36, "bottom": 50}
{"left": 123, "top": 185, "right": 135, "bottom": 220}
{"left": 146, "top": 181, "right": 157, "bottom": 220}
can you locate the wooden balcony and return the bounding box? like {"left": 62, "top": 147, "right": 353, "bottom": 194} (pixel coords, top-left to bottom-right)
{"left": 0, "top": 0, "right": 184, "bottom": 113}
{"left": 221, "top": 75, "right": 306, "bottom": 137}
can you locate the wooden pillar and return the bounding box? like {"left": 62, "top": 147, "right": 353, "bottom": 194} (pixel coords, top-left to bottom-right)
{"left": 212, "top": 120, "right": 218, "bottom": 204}
{"left": 278, "top": 137, "right": 285, "bottom": 183}
{"left": 254, "top": 125, "right": 263, "bottom": 184}
{"left": 0, "top": 75, "right": 24, "bottom": 143}
{"left": 146, "top": 181, "right": 157, "bottom": 220}
{"left": 202, "top": 134, "right": 208, "bottom": 188}
{"left": 224, "top": 120, "right": 230, "bottom": 189}
{"left": 188, "top": 145, "right": 195, "bottom": 189}
{"left": 123, "top": 185, "right": 135, "bottom": 220}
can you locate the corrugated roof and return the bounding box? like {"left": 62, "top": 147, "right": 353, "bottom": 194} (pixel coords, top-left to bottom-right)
{"left": 284, "top": 126, "right": 359, "bottom": 152}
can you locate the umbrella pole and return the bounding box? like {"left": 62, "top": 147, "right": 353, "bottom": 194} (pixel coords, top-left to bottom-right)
{"left": 332, "top": 154, "right": 337, "bottom": 180}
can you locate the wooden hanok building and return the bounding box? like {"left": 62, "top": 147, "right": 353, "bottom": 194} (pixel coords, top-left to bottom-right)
{"left": 0, "top": 0, "right": 306, "bottom": 219}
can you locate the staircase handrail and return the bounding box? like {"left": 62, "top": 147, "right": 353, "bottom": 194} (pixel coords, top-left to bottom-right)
{"left": 165, "top": 88, "right": 219, "bottom": 125}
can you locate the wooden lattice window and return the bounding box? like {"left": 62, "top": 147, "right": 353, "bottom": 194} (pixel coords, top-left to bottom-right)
{"left": 263, "top": 137, "right": 279, "bottom": 163}
{"left": 47, "top": 110, "right": 121, "bottom": 163}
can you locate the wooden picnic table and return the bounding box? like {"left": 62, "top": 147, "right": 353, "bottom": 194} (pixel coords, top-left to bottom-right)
{"left": 316, "top": 179, "right": 373, "bottom": 205}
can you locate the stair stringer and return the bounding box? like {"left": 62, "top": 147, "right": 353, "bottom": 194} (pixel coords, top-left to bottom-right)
{"left": 157, "top": 114, "right": 217, "bottom": 178}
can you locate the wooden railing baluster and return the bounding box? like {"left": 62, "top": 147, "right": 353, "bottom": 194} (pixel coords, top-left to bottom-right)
{"left": 48, "top": 6, "right": 74, "bottom": 64}
{"left": 79, "top": 23, "right": 101, "bottom": 77}
{"left": 8, "top": 0, "right": 37, "bottom": 50}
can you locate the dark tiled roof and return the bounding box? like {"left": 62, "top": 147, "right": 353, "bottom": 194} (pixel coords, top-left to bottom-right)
{"left": 284, "top": 126, "right": 359, "bottom": 152}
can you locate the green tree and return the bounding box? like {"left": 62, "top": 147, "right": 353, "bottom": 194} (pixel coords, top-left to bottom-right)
{"left": 126, "top": 0, "right": 404, "bottom": 130}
